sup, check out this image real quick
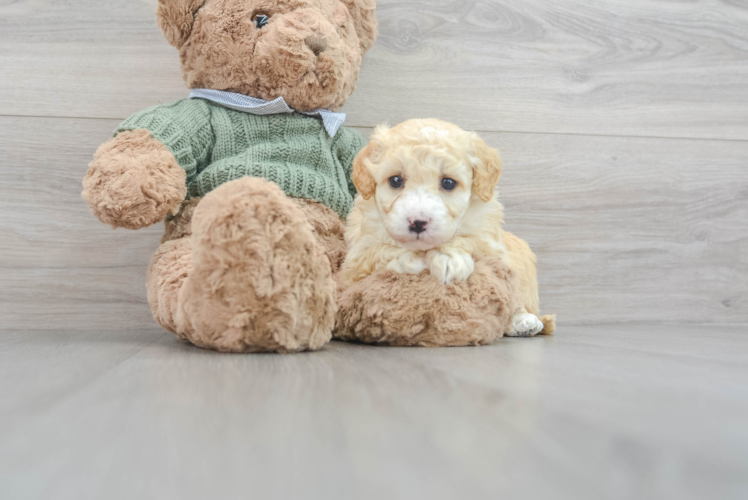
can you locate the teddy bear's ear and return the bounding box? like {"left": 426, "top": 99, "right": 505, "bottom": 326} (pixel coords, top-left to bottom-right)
{"left": 156, "top": 0, "right": 206, "bottom": 48}
{"left": 341, "top": 0, "right": 378, "bottom": 53}
{"left": 469, "top": 134, "right": 503, "bottom": 203}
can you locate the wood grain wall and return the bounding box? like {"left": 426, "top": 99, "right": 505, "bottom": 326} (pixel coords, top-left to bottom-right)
{"left": 1, "top": 0, "right": 747, "bottom": 329}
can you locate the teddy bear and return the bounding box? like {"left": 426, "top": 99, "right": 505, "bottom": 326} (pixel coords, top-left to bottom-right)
{"left": 82, "top": 0, "right": 378, "bottom": 353}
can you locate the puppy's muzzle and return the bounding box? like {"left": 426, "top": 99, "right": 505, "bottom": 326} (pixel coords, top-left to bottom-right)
{"left": 408, "top": 219, "right": 428, "bottom": 234}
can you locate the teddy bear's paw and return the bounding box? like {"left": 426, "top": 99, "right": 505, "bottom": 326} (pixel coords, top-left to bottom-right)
{"left": 175, "top": 177, "right": 335, "bottom": 353}
{"left": 82, "top": 130, "right": 186, "bottom": 230}
{"left": 386, "top": 251, "right": 428, "bottom": 275}
{"left": 507, "top": 313, "right": 545, "bottom": 337}
{"left": 426, "top": 249, "right": 475, "bottom": 284}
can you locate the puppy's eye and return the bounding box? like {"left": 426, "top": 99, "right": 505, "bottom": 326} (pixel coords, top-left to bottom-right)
{"left": 252, "top": 13, "right": 270, "bottom": 29}
{"left": 389, "top": 176, "right": 404, "bottom": 189}
{"left": 441, "top": 178, "right": 457, "bottom": 191}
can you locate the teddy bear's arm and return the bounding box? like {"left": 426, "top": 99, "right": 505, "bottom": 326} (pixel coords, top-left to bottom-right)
{"left": 82, "top": 99, "right": 214, "bottom": 230}
{"left": 82, "top": 129, "right": 187, "bottom": 230}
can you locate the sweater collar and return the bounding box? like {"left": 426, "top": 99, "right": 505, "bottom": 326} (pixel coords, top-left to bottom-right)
{"left": 189, "top": 89, "right": 345, "bottom": 137}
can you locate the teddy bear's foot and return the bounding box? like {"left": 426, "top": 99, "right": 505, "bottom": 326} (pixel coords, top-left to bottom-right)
{"left": 335, "top": 257, "right": 522, "bottom": 347}
{"left": 148, "top": 177, "right": 336, "bottom": 353}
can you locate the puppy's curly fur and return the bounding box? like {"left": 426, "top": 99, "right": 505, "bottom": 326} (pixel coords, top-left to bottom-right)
{"left": 335, "top": 119, "right": 555, "bottom": 346}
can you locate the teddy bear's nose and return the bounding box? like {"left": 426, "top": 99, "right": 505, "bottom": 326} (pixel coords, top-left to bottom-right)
{"left": 304, "top": 35, "right": 328, "bottom": 56}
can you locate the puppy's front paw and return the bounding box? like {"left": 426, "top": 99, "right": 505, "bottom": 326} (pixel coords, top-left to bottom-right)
{"left": 427, "top": 250, "right": 475, "bottom": 284}
{"left": 387, "top": 252, "right": 428, "bottom": 275}
{"left": 507, "top": 313, "right": 544, "bottom": 337}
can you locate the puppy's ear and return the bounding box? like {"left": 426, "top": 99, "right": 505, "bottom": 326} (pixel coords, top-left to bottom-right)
{"left": 157, "top": 0, "right": 205, "bottom": 48}
{"left": 340, "top": 0, "right": 378, "bottom": 53}
{"left": 352, "top": 141, "right": 378, "bottom": 200}
{"left": 470, "top": 134, "right": 503, "bottom": 203}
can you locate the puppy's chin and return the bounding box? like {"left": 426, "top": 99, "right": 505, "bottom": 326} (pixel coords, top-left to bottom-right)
{"left": 388, "top": 231, "right": 449, "bottom": 252}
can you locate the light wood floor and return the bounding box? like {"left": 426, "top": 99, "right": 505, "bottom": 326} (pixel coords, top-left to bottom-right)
{"left": 1, "top": 0, "right": 747, "bottom": 498}
{"left": 1, "top": 325, "right": 747, "bottom": 499}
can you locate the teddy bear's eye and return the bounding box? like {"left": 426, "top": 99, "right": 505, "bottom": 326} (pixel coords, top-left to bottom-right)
{"left": 252, "top": 13, "right": 270, "bottom": 29}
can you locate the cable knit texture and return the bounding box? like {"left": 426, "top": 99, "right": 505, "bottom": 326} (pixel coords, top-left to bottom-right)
{"left": 116, "top": 98, "right": 366, "bottom": 218}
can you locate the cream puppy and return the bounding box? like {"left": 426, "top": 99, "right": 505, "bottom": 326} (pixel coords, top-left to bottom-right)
{"left": 342, "top": 119, "right": 549, "bottom": 337}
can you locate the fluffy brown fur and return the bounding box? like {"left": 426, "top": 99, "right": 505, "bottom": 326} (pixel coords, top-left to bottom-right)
{"left": 159, "top": 0, "right": 377, "bottom": 111}
{"left": 82, "top": 129, "right": 186, "bottom": 230}
{"left": 148, "top": 178, "right": 338, "bottom": 353}
{"left": 82, "top": 0, "right": 377, "bottom": 353}
{"left": 162, "top": 198, "right": 201, "bottom": 243}
{"left": 294, "top": 198, "right": 348, "bottom": 273}
{"left": 83, "top": 0, "right": 378, "bottom": 229}
{"left": 335, "top": 258, "right": 521, "bottom": 347}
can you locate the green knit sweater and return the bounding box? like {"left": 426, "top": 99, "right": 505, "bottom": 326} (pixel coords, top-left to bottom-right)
{"left": 115, "top": 98, "right": 366, "bottom": 218}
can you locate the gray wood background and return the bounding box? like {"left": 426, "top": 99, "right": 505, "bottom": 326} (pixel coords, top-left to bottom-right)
{"left": 1, "top": 0, "right": 747, "bottom": 329}
{"left": 3, "top": 3, "right": 748, "bottom": 499}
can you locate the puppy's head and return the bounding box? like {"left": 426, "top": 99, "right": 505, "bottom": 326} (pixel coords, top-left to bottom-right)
{"left": 353, "top": 119, "right": 502, "bottom": 251}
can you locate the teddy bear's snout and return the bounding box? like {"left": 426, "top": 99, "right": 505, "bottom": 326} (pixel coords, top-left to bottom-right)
{"left": 304, "top": 34, "right": 328, "bottom": 56}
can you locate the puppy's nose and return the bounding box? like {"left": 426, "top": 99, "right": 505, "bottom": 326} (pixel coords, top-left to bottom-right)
{"left": 304, "top": 35, "right": 328, "bottom": 56}
{"left": 408, "top": 219, "right": 428, "bottom": 234}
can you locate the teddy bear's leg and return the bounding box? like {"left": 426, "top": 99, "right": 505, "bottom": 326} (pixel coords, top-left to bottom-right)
{"left": 147, "top": 236, "right": 194, "bottom": 338}
{"left": 290, "top": 198, "right": 347, "bottom": 274}
{"left": 148, "top": 177, "right": 337, "bottom": 353}
{"left": 146, "top": 198, "right": 200, "bottom": 338}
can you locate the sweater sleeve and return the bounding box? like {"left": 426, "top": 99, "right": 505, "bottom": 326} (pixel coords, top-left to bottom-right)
{"left": 333, "top": 127, "right": 368, "bottom": 199}
{"left": 114, "top": 99, "right": 214, "bottom": 184}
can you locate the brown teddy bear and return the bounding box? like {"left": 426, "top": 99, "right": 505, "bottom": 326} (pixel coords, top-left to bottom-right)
{"left": 82, "top": 0, "right": 378, "bottom": 353}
